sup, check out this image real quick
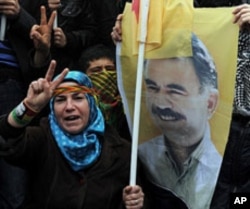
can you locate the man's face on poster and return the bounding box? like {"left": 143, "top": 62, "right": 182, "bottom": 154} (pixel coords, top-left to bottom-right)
{"left": 144, "top": 58, "right": 218, "bottom": 146}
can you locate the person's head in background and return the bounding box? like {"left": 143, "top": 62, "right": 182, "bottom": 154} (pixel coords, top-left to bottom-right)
{"left": 78, "top": 44, "right": 122, "bottom": 126}
{"left": 144, "top": 33, "right": 218, "bottom": 147}
{"left": 79, "top": 44, "right": 116, "bottom": 75}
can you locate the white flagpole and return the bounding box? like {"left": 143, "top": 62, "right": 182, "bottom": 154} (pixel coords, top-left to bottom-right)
{"left": 0, "top": 15, "right": 6, "bottom": 41}
{"left": 116, "top": 42, "right": 133, "bottom": 134}
{"left": 53, "top": 12, "right": 58, "bottom": 29}
{"left": 130, "top": 0, "right": 150, "bottom": 186}
{"left": 52, "top": 1, "right": 59, "bottom": 29}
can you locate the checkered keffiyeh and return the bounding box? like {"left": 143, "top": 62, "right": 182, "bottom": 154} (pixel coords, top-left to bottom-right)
{"left": 88, "top": 70, "right": 122, "bottom": 126}
{"left": 234, "top": 29, "right": 250, "bottom": 116}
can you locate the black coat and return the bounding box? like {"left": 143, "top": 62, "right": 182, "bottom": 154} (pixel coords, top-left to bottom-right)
{"left": 51, "top": 0, "right": 98, "bottom": 75}
{"left": 0, "top": 117, "right": 131, "bottom": 209}
{"left": 5, "top": 0, "right": 49, "bottom": 88}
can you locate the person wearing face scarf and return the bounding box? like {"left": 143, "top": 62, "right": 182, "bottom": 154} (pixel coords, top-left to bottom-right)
{"left": 78, "top": 44, "right": 131, "bottom": 141}
{"left": 0, "top": 60, "right": 144, "bottom": 209}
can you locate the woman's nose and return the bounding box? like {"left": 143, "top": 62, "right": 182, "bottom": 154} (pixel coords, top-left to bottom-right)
{"left": 65, "top": 99, "right": 74, "bottom": 110}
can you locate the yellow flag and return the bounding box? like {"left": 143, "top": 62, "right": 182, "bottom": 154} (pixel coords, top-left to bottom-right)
{"left": 119, "top": 0, "right": 238, "bottom": 155}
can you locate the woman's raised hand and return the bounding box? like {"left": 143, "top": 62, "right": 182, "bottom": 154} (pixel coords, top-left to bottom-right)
{"left": 25, "top": 60, "right": 68, "bottom": 112}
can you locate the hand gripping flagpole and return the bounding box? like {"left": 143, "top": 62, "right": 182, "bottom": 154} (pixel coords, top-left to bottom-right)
{"left": 0, "top": 15, "right": 6, "bottom": 41}
{"left": 130, "top": 0, "right": 150, "bottom": 186}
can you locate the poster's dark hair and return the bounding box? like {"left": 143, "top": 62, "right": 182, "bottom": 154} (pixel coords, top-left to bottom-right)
{"left": 144, "top": 34, "right": 217, "bottom": 91}
{"left": 78, "top": 44, "right": 115, "bottom": 72}
{"left": 191, "top": 33, "right": 218, "bottom": 90}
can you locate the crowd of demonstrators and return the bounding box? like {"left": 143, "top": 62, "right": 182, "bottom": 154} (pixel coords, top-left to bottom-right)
{"left": 0, "top": 61, "right": 144, "bottom": 209}
{"left": 77, "top": 44, "right": 131, "bottom": 141}
{"left": 30, "top": 6, "right": 132, "bottom": 139}
{"left": 2, "top": 0, "right": 250, "bottom": 208}
{"left": 29, "top": 0, "right": 98, "bottom": 127}
{"left": 0, "top": 0, "right": 130, "bottom": 208}
{"left": 0, "top": 0, "right": 52, "bottom": 208}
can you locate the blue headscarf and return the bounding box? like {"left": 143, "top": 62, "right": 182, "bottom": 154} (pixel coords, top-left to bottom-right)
{"left": 49, "top": 71, "right": 105, "bottom": 171}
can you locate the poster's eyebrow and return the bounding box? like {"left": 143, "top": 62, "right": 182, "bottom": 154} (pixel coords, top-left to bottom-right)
{"left": 145, "top": 78, "right": 157, "bottom": 86}
{"left": 166, "top": 84, "right": 187, "bottom": 92}
{"left": 145, "top": 79, "right": 187, "bottom": 92}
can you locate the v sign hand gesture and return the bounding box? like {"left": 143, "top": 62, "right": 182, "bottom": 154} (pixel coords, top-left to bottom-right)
{"left": 30, "top": 6, "right": 56, "bottom": 51}
{"left": 30, "top": 6, "right": 56, "bottom": 66}
{"left": 25, "top": 60, "right": 68, "bottom": 112}
{"left": 8, "top": 60, "right": 68, "bottom": 128}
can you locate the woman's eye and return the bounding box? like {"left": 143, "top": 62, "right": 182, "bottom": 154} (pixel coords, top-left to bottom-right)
{"left": 55, "top": 99, "right": 65, "bottom": 103}
{"left": 73, "top": 94, "right": 86, "bottom": 100}
{"left": 54, "top": 95, "right": 66, "bottom": 102}
{"left": 75, "top": 96, "right": 84, "bottom": 100}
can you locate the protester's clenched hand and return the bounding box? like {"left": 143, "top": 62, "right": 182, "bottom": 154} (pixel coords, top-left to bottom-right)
{"left": 0, "top": 0, "right": 20, "bottom": 18}
{"left": 48, "top": 0, "right": 61, "bottom": 10}
{"left": 53, "top": 27, "right": 67, "bottom": 48}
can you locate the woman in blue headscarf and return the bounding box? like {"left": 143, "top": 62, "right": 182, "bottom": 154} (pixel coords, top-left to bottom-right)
{"left": 0, "top": 61, "right": 144, "bottom": 209}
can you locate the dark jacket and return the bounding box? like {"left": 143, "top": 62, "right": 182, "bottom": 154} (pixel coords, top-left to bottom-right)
{"left": 90, "top": 0, "right": 119, "bottom": 52}
{"left": 0, "top": 117, "right": 131, "bottom": 209}
{"left": 87, "top": 0, "right": 134, "bottom": 53}
{"left": 51, "top": 0, "right": 98, "bottom": 75}
{"left": 5, "top": 0, "right": 49, "bottom": 88}
{"left": 139, "top": 171, "right": 188, "bottom": 209}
